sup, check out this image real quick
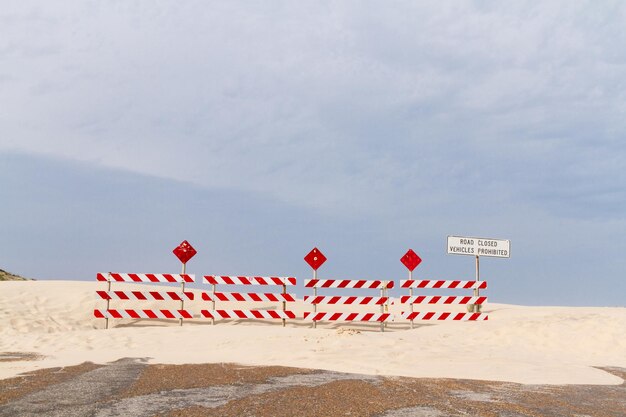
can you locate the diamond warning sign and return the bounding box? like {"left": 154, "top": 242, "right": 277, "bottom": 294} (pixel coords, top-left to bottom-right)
{"left": 173, "top": 240, "right": 197, "bottom": 264}
{"left": 304, "top": 247, "right": 327, "bottom": 270}
{"left": 400, "top": 249, "right": 422, "bottom": 271}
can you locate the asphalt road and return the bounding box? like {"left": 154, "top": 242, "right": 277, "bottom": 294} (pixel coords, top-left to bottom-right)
{"left": 1, "top": 358, "right": 624, "bottom": 417}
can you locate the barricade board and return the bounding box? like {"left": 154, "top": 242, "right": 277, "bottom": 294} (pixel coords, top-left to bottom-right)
{"left": 201, "top": 292, "right": 296, "bottom": 302}
{"left": 400, "top": 280, "right": 486, "bottom": 289}
{"left": 203, "top": 276, "right": 296, "bottom": 286}
{"left": 305, "top": 279, "right": 393, "bottom": 289}
{"left": 304, "top": 296, "right": 389, "bottom": 305}
{"left": 96, "top": 290, "right": 195, "bottom": 301}
{"left": 200, "top": 310, "right": 296, "bottom": 320}
{"left": 97, "top": 273, "right": 194, "bottom": 283}
{"left": 304, "top": 312, "right": 392, "bottom": 322}
{"left": 94, "top": 309, "right": 193, "bottom": 319}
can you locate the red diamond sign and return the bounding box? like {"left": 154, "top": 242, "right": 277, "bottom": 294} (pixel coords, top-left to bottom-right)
{"left": 400, "top": 249, "right": 422, "bottom": 271}
{"left": 173, "top": 240, "right": 197, "bottom": 264}
{"left": 304, "top": 247, "right": 327, "bottom": 271}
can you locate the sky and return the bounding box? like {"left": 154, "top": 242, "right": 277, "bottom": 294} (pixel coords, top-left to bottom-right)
{"left": 1, "top": 1, "right": 625, "bottom": 306}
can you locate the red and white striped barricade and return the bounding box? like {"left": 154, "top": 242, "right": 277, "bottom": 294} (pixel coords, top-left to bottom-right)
{"left": 95, "top": 273, "right": 195, "bottom": 329}
{"left": 200, "top": 276, "right": 297, "bottom": 326}
{"left": 94, "top": 309, "right": 194, "bottom": 320}
{"left": 303, "top": 279, "right": 394, "bottom": 332}
{"left": 398, "top": 280, "right": 488, "bottom": 325}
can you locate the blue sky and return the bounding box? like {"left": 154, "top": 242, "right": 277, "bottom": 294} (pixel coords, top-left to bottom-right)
{"left": 1, "top": 2, "right": 625, "bottom": 306}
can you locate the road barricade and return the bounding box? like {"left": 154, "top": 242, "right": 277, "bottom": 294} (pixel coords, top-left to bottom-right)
{"left": 398, "top": 280, "right": 488, "bottom": 326}
{"left": 303, "top": 279, "right": 393, "bottom": 332}
{"left": 94, "top": 273, "right": 195, "bottom": 328}
{"left": 200, "top": 276, "right": 297, "bottom": 326}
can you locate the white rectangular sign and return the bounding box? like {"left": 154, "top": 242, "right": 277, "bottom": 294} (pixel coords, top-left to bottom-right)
{"left": 447, "top": 236, "right": 511, "bottom": 258}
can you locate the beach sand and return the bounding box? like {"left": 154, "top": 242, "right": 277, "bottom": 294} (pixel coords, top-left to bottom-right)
{"left": 1, "top": 280, "right": 625, "bottom": 386}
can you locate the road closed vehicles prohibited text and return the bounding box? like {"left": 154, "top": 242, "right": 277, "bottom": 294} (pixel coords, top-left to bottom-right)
{"left": 447, "top": 236, "right": 510, "bottom": 258}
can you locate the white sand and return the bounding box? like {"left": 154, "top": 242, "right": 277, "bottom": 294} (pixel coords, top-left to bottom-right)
{"left": 1, "top": 280, "right": 624, "bottom": 385}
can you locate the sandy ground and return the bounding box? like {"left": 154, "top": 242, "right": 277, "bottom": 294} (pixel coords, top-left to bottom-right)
{"left": 1, "top": 280, "right": 625, "bottom": 386}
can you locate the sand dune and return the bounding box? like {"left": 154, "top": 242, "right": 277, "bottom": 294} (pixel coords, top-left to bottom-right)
{"left": 1, "top": 280, "right": 624, "bottom": 385}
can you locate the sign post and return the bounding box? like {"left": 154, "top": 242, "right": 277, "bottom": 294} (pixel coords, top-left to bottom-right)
{"left": 400, "top": 249, "right": 422, "bottom": 329}
{"left": 304, "top": 247, "right": 327, "bottom": 329}
{"left": 474, "top": 255, "right": 480, "bottom": 312}
{"left": 447, "top": 236, "right": 510, "bottom": 313}
{"left": 105, "top": 273, "right": 111, "bottom": 329}
{"left": 381, "top": 283, "right": 385, "bottom": 333}
{"left": 173, "top": 240, "right": 197, "bottom": 326}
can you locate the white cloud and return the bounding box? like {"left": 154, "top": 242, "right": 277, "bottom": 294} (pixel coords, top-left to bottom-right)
{"left": 1, "top": 1, "right": 625, "bottom": 219}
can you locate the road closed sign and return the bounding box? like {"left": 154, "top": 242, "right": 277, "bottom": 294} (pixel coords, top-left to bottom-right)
{"left": 447, "top": 236, "right": 510, "bottom": 258}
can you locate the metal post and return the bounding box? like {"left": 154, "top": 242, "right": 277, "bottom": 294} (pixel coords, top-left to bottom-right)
{"left": 409, "top": 270, "right": 414, "bottom": 329}
{"left": 105, "top": 273, "right": 111, "bottom": 330}
{"left": 282, "top": 283, "right": 287, "bottom": 327}
{"left": 380, "top": 283, "right": 385, "bottom": 333}
{"left": 211, "top": 283, "right": 216, "bottom": 325}
{"left": 474, "top": 255, "right": 480, "bottom": 313}
{"left": 383, "top": 281, "right": 389, "bottom": 327}
{"left": 180, "top": 263, "right": 186, "bottom": 326}
{"left": 313, "top": 269, "right": 317, "bottom": 329}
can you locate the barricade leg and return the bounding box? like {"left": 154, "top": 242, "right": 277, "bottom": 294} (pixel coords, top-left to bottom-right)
{"left": 282, "top": 284, "right": 286, "bottom": 327}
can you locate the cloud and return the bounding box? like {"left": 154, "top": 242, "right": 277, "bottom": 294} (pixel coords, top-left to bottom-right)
{"left": 1, "top": 1, "right": 625, "bottom": 224}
